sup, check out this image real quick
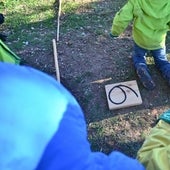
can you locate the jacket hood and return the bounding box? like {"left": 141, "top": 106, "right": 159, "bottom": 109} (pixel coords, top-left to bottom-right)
{"left": 141, "top": 0, "right": 170, "bottom": 18}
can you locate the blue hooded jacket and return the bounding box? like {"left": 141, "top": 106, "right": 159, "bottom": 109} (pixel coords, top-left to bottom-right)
{"left": 0, "top": 62, "right": 145, "bottom": 170}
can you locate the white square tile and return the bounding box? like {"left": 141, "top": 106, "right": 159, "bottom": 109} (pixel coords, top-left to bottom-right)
{"left": 105, "top": 80, "right": 142, "bottom": 110}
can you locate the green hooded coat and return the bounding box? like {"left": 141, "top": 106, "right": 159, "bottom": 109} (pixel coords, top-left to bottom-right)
{"left": 111, "top": 0, "right": 170, "bottom": 50}
{"left": 137, "top": 120, "right": 170, "bottom": 170}
{"left": 0, "top": 40, "right": 20, "bottom": 64}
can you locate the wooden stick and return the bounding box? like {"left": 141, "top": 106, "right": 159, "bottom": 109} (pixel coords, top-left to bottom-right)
{"left": 57, "top": 0, "right": 62, "bottom": 42}
{"left": 52, "top": 39, "right": 60, "bottom": 82}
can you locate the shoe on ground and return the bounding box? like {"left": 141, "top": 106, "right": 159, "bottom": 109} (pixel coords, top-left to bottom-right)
{"left": 136, "top": 65, "right": 156, "bottom": 90}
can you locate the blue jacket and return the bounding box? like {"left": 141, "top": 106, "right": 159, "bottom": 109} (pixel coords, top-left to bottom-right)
{"left": 0, "top": 62, "right": 145, "bottom": 170}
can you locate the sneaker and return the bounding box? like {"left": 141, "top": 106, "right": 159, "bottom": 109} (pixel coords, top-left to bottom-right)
{"left": 136, "top": 65, "right": 156, "bottom": 90}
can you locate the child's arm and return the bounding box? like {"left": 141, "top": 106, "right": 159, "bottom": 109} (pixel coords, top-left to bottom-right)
{"left": 111, "top": 0, "right": 134, "bottom": 36}
{"left": 137, "top": 120, "right": 170, "bottom": 170}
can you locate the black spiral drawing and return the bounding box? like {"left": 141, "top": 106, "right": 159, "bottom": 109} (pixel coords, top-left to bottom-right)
{"left": 108, "top": 84, "right": 139, "bottom": 105}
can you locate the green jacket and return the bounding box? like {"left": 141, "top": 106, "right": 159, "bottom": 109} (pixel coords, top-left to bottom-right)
{"left": 137, "top": 120, "right": 170, "bottom": 170}
{"left": 0, "top": 40, "right": 20, "bottom": 64}
{"left": 111, "top": 0, "right": 170, "bottom": 50}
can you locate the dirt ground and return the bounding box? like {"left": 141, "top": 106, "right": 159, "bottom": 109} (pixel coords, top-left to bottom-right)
{"left": 56, "top": 26, "right": 170, "bottom": 156}
{"left": 6, "top": 0, "right": 170, "bottom": 157}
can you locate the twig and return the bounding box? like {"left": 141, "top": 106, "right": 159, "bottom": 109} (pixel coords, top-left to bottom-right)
{"left": 52, "top": 39, "right": 60, "bottom": 82}
{"left": 57, "top": 0, "right": 62, "bottom": 42}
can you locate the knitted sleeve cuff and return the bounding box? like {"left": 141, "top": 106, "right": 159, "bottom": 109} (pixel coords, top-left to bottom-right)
{"left": 158, "top": 110, "right": 170, "bottom": 124}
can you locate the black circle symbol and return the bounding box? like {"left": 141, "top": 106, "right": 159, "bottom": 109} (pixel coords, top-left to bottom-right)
{"left": 108, "top": 84, "right": 139, "bottom": 105}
